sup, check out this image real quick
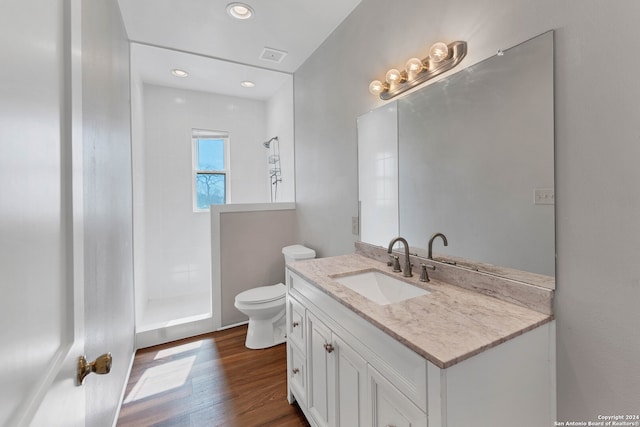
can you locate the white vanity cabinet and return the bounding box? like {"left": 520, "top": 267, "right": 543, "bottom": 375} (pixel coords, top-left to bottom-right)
{"left": 285, "top": 268, "right": 555, "bottom": 427}
{"left": 287, "top": 269, "right": 426, "bottom": 427}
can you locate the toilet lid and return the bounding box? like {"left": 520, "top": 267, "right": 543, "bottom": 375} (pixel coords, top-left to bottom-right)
{"left": 235, "top": 283, "right": 286, "bottom": 304}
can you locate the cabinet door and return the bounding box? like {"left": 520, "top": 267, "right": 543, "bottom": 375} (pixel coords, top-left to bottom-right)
{"left": 334, "top": 335, "right": 369, "bottom": 427}
{"left": 369, "top": 365, "right": 427, "bottom": 427}
{"left": 307, "top": 312, "right": 334, "bottom": 427}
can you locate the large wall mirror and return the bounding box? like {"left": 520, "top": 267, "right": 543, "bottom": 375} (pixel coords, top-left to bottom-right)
{"left": 358, "top": 31, "right": 555, "bottom": 280}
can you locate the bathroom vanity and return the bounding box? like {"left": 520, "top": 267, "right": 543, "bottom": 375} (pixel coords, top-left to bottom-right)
{"left": 285, "top": 247, "right": 555, "bottom": 427}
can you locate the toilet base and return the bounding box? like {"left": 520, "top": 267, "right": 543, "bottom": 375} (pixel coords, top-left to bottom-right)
{"left": 245, "top": 315, "right": 286, "bottom": 349}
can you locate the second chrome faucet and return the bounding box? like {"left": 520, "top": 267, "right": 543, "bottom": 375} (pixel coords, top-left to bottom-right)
{"left": 428, "top": 232, "right": 448, "bottom": 260}
{"left": 387, "top": 237, "right": 413, "bottom": 277}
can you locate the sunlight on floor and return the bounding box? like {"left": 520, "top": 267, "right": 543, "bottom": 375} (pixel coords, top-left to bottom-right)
{"left": 124, "top": 356, "right": 196, "bottom": 403}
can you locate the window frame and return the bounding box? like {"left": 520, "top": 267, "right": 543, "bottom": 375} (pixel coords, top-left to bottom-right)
{"left": 192, "top": 129, "right": 230, "bottom": 212}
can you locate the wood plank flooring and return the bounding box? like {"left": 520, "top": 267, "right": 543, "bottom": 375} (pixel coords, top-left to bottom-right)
{"left": 117, "top": 325, "right": 310, "bottom": 427}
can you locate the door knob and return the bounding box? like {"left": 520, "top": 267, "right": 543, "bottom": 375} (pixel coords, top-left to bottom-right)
{"left": 323, "top": 343, "right": 335, "bottom": 353}
{"left": 77, "top": 352, "right": 112, "bottom": 385}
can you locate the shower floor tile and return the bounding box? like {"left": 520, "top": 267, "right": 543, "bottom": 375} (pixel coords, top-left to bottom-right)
{"left": 139, "top": 292, "right": 211, "bottom": 332}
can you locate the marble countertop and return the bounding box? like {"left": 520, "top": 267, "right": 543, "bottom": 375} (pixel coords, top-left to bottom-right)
{"left": 287, "top": 253, "right": 553, "bottom": 369}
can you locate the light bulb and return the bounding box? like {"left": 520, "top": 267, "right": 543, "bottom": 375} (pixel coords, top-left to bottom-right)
{"left": 429, "top": 42, "right": 449, "bottom": 63}
{"left": 171, "top": 69, "right": 189, "bottom": 78}
{"left": 405, "top": 57, "right": 424, "bottom": 80}
{"left": 226, "top": 3, "right": 254, "bottom": 20}
{"left": 385, "top": 69, "right": 402, "bottom": 84}
{"left": 369, "top": 80, "right": 385, "bottom": 96}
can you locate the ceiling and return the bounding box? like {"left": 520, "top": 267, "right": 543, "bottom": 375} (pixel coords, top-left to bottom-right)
{"left": 118, "top": 0, "right": 362, "bottom": 99}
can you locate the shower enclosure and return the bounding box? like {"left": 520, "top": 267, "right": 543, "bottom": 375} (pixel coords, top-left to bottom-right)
{"left": 130, "top": 44, "right": 295, "bottom": 349}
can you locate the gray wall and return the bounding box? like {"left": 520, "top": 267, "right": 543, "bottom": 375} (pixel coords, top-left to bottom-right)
{"left": 294, "top": 0, "right": 640, "bottom": 418}
{"left": 220, "top": 209, "right": 297, "bottom": 326}
{"left": 82, "top": 0, "right": 135, "bottom": 424}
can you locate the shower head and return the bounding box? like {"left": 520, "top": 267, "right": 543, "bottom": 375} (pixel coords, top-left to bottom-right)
{"left": 263, "top": 136, "right": 278, "bottom": 148}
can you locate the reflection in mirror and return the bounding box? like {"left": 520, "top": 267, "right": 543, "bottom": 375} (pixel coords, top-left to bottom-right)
{"left": 358, "top": 31, "right": 555, "bottom": 281}
{"left": 357, "top": 102, "right": 398, "bottom": 245}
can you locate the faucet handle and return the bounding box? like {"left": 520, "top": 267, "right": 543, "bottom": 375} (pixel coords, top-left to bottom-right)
{"left": 390, "top": 255, "right": 402, "bottom": 273}
{"left": 420, "top": 263, "right": 436, "bottom": 282}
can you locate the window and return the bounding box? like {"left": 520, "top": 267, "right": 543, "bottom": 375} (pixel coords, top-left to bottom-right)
{"left": 192, "top": 129, "right": 229, "bottom": 210}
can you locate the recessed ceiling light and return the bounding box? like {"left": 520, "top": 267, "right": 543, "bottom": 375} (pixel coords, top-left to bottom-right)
{"left": 171, "top": 69, "right": 189, "bottom": 78}
{"left": 240, "top": 81, "right": 256, "bottom": 88}
{"left": 226, "top": 2, "right": 254, "bottom": 20}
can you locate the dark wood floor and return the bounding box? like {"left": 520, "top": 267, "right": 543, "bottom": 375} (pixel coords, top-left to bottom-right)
{"left": 117, "top": 325, "right": 310, "bottom": 427}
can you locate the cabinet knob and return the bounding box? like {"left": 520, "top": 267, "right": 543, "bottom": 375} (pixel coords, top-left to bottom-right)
{"left": 323, "top": 343, "right": 335, "bottom": 353}
{"left": 292, "top": 368, "right": 300, "bottom": 374}
{"left": 292, "top": 321, "right": 299, "bottom": 328}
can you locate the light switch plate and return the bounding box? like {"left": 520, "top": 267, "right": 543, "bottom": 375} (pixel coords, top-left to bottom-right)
{"left": 351, "top": 216, "right": 359, "bottom": 235}
{"left": 534, "top": 188, "right": 554, "bottom": 205}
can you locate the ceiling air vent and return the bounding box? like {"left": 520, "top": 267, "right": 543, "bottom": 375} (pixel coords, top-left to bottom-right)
{"left": 260, "top": 47, "right": 288, "bottom": 63}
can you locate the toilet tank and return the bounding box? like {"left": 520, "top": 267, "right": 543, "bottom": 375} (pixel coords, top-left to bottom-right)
{"left": 282, "top": 244, "right": 316, "bottom": 264}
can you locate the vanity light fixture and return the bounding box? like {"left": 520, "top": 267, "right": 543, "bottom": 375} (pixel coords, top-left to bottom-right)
{"left": 226, "top": 2, "right": 254, "bottom": 20}
{"left": 171, "top": 68, "right": 189, "bottom": 78}
{"left": 369, "top": 40, "right": 467, "bottom": 100}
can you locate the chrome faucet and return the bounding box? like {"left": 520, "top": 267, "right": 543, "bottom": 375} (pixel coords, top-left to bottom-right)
{"left": 387, "top": 237, "right": 412, "bottom": 277}
{"left": 428, "top": 232, "right": 448, "bottom": 260}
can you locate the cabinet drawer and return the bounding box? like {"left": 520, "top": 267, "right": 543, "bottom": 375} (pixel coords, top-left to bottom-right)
{"left": 287, "top": 295, "right": 306, "bottom": 352}
{"left": 369, "top": 365, "right": 427, "bottom": 427}
{"left": 288, "top": 343, "right": 307, "bottom": 406}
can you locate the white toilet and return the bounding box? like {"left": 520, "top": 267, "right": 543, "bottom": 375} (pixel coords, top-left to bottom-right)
{"left": 234, "top": 244, "right": 316, "bottom": 349}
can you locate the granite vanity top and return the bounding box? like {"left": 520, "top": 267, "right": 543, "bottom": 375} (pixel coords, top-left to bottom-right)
{"left": 287, "top": 253, "right": 553, "bottom": 369}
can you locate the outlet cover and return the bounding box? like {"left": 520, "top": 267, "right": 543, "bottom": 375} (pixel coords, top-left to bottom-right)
{"left": 534, "top": 188, "right": 554, "bottom": 205}
{"left": 351, "top": 216, "right": 359, "bottom": 235}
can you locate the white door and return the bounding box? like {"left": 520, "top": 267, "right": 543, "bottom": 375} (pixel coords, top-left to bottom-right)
{"left": 0, "top": 0, "right": 86, "bottom": 425}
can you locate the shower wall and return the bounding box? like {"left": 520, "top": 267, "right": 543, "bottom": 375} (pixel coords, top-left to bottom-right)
{"left": 136, "top": 84, "right": 269, "bottom": 304}
{"left": 266, "top": 82, "right": 295, "bottom": 202}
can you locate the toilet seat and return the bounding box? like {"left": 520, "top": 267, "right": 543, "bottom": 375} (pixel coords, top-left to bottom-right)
{"left": 235, "top": 283, "right": 286, "bottom": 305}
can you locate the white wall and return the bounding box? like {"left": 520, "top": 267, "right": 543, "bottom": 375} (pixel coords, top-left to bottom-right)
{"left": 131, "top": 77, "right": 147, "bottom": 326}
{"left": 294, "top": 0, "right": 640, "bottom": 419}
{"left": 1, "top": 0, "right": 73, "bottom": 423}
{"left": 137, "top": 84, "right": 268, "bottom": 302}
{"left": 266, "top": 82, "right": 295, "bottom": 202}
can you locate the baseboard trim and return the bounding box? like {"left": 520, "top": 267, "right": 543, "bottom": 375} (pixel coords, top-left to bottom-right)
{"left": 218, "top": 320, "right": 249, "bottom": 331}
{"left": 111, "top": 350, "right": 135, "bottom": 427}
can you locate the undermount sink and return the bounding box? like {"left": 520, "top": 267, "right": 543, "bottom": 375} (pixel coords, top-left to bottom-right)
{"left": 332, "top": 270, "right": 429, "bottom": 305}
